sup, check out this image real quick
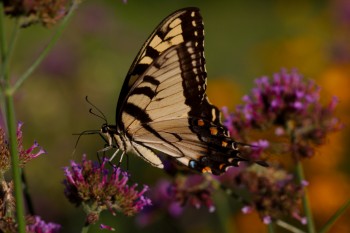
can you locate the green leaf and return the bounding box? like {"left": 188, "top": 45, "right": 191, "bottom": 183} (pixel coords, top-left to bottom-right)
{"left": 319, "top": 199, "right": 350, "bottom": 233}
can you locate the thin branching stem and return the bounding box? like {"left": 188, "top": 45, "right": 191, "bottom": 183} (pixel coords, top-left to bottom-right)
{"left": 8, "top": 1, "right": 79, "bottom": 95}
{"left": 295, "top": 161, "right": 316, "bottom": 233}
{"left": 267, "top": 222, "right": 275, "bottom": 233}
{"left": 276, "top": 220, "right": 306, "bottom": 233}
{"left": 0, "top": 18, "right": 20, "bottom": 83}
{"left": 0, "top": 3, "right": 26, "bottom": 232}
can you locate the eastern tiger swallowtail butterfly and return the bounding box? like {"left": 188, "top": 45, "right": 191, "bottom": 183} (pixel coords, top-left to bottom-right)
{"left": 96, "top": 7, "right": 265, "bottom": 175}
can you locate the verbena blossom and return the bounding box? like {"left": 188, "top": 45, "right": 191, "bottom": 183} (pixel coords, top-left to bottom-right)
{"left": 172, "top": 174, "right": 215, "bottom": 212}
{"left": 0, "top": 122, "right": 52, "bottom": 232}
{"left": 63, "top": 155, "right": 152, "bottom": 228}
{"left": 219, "top": 165, "right": 306, "bottom": 224}
{"left": 26, "top": 216, "right": 61, "bottom": 233}
{"left": 136, "top": 179, "right": 183, "bottom": 227}
{"left": 1, "top": 0, "right": 70, "bottom": 27}
{"left": 17, "top": 122, "right": 46, "bottom": 166}
{"left": 0, "top": 122, "right": 45, "bottom": 171}
{"left": 218, "top": 69, "right": 342, "bottom": 224}
{"left": 136, "top": 174, "right": 215, "bottom": 227}
{"left": 223, "top": 68, "right": 342, "bottom": 160}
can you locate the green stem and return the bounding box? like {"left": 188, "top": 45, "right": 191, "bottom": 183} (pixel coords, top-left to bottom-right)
{"left": 276, "top": 220, "right": 306, "bottom": 233}
{"left": 0, "top": 2, "right": 6, "bottom": 80}
{"left": 81, "top": 224, "right": 90, "bottom": 233}
{"left": 296, "top": 161, "right": 316, "bottom": 233}
{"left": 7, "top": 1, "right": 79, "bottom": 95}
{"left": 0, "top": 18, "right": 20, "bottom": 82}
{"left": 319, "top": 199, "right": 350, "bottom": 233}
{"left": 214, "top": 193, "right": 235, "bottom": 233}
{"left": 4, "top": 95, "right": 26, "bottom": 232}
{"left": 267, "top": 222, "right": 275, "bottom": 233}
{"left": 0, "top": 3, "right": 26, "bottom": 232}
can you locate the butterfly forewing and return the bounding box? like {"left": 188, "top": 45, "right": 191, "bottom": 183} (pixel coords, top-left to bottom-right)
{"left": 116, "top": 7, "right": 204, "bottom": 120}
{"left": 109, "top": 8, "right": 249, "bottom": 175}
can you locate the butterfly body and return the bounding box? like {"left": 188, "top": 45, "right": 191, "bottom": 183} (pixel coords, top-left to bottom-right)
{"left": 101, "top": 7, "right": 251, "bottom": 175}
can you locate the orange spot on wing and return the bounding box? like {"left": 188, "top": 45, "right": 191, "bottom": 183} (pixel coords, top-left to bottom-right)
{"left": 198, "top": 119, "right": 205, "bottom": 126}
{"left": 202, "top": 167, "right": 212, "bottom": 173}
{"left": 210, "top": 127, "right": 218, "bottom": 135}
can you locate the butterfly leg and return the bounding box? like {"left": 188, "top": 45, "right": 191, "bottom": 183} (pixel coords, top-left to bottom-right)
{"left": 96, "top": 145, "right": 115, "bottom": 164}
{"left": 109, "top": 148, "right": 120, "bottom": 162}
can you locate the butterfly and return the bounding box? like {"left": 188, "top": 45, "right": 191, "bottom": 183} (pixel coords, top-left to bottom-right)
{"left": 97, "top": 7, "right": 265, "bottom": 175}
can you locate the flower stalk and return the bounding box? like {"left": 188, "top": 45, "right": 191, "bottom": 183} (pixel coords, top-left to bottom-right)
{"left": 295, "top": 161, "right": 315, "bottom": 233}
{"left": 0, "top": 3, "right": 26, "bottom": 232}
{"left": 9, "top": 1, "right": 79, "bottom": 95}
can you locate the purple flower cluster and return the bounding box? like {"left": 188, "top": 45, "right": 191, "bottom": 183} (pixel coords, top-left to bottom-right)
{"left": 223, "top": 69, "right": 342, "bottom": 159}
{"left": 1, "top": 0, "right": 69, "bottom": 27}
{"left": 63, "top": 155, "right": 151, "bottom": 226}
{"left": 136, "top": 173, "right": 216, "bottom": 227}
{"left": 0, "top": 122, "right": 56, "bottom": 232}
{"left": 26, "top": 216, "right": 61, "bottom": 233}
{"left": 218, "top": 166, "right": 306, "bottom": 224}
{"left": 172, "top": 174, "right": 215, "bottom": 212}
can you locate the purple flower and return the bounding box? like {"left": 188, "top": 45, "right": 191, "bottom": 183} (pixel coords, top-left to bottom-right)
{"left": 63, "top": 155, "right": 151, "bottom": 225}
{"left": 136, "top": 179, "right": 183, "bottom": 227}
{"left": 218, "top": 166, "right": 305, "bottom": 224}
{"left": 16, "top": 122, "right": 46, "bottom": 166}
{"left": 0, "top": 122, "right": 45, "bottom": 170}
{"left": 224, "top": 69, "right": 343, "bottom": 160}
{"left": 26, "top": 216, "right": 61, "bottom": 233}
{"left": 100, "top": 224, "right": 115, "bottom": 231}
{"left": 136, "top": 174, "right": 216, "bottom": 228}
{"left": 2, "top": 0, "right": 69, "bottom": 27}
{"left": 172, "top": 174, "right": 215, "bottom": 212}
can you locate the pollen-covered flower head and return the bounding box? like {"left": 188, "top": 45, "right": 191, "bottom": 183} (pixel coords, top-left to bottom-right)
{"left": 63, "top": 155, "right": 152, "bottom": 225}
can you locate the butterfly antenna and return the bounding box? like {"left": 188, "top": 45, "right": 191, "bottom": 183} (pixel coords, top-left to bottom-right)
{"left": 85, "top": 96, "right": 108, "bottom": 124}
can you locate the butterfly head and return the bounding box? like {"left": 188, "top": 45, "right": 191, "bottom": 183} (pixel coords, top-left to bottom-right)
{"left": 100, "top": 123, "right": 117, "bottom": 145}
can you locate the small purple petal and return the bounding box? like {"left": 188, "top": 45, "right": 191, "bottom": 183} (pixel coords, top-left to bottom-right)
{"left": 208, "top": 205, "right": 216, "bottom": 213}
{"left": 241, "top": 205, "right": 253, "bottom": 214}
{"left": 328, "top": 96, "right": 339, "bottom": 111}
{"left": 301, "top": 180, "right": 309, "bottom": 187}
{"left": 168, "top": 202, "right": 183, "bottom": 217}
{"left": 26, "top": 216, "right": 61, "bottom": 233}
{"left": 100, "top": 224, "right": 115, "bottom": 231}
{"left": 17, "top": 121, "right": 24, "bottom": 130}
{"left": 293, "top": 101, "right": 303, "bottom": 110}
{"left": 263, "top": 216, "right": 272, "bottom": 224}
{"left": 275, "top": 127, "right": 285, "bottom": 136}
{"left": 301, "top": 217, "right": 308, "bottom": 225}
{"left": 31, "top": 148, "right": 46, "bottom": 158}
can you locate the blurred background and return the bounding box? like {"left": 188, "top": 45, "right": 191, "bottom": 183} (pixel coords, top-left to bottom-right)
{"left": 2, "top": 0, "right": 350, "bottom": 232}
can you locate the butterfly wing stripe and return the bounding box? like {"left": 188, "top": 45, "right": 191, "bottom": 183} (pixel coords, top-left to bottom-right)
{"left": 143, "top": 75, "right": 161, "bottom": 86}
{"left": 116, "top": 8, "right": 203, "bottom": 119}
{"left": 131, "top": 142, "right": 164, "bottom": 168}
